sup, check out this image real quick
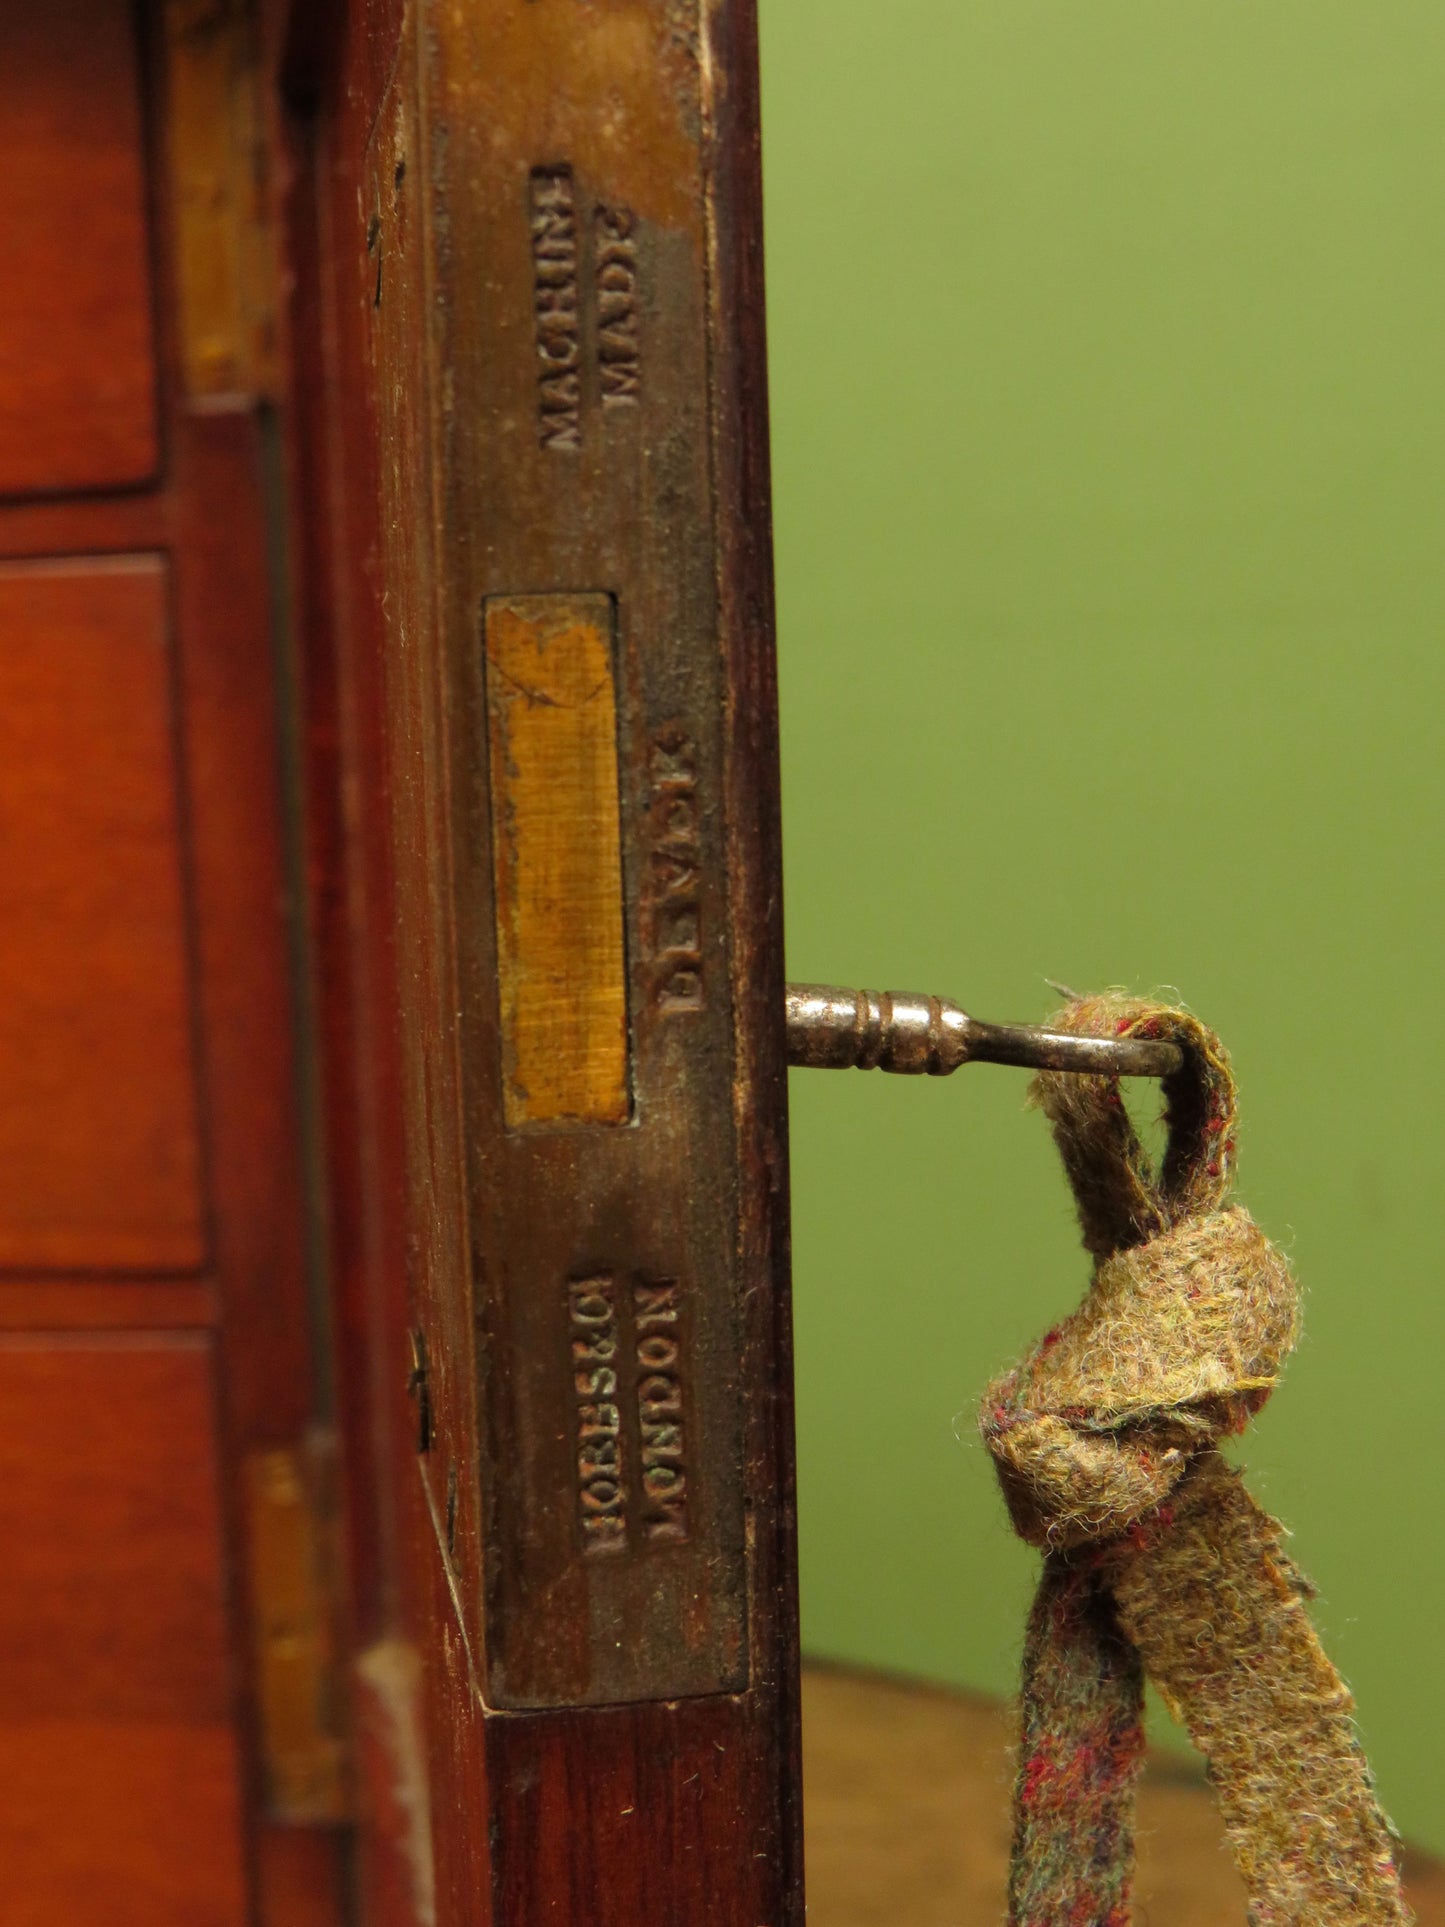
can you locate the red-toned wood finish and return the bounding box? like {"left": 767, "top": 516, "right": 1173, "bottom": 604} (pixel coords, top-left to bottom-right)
{"left": 0, "top": 1341, "right": 235, "bottom": 1722}
{"left": 281, "top": 0, "right": 802, "bottom": 1920}
{"left": 0, "top": 1340, "right": 250, "bottom": 1922}
{"left": 0, "top": 558, "right": 205, "bottom": 1273}
{"left": 0, "top": 5, "right": 344, "bottom": 1922}
{"left": 273, "top": 4, "right": 446, "bottom": 1917}
{"left": 0, "top": 0, "right": 158, "bottom": 496}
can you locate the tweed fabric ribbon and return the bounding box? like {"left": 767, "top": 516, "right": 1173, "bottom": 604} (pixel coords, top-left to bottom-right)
{"left": 981, "top": 993, "right": 1411, "bottom": 1926}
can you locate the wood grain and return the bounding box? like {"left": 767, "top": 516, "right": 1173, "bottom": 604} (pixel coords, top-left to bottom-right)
{"left": 0, "top": 1722, "right": 248, "bottom": 1927}
{"left": 0, "top": 0, "right": 158, "bottom": 496}
{"left": 0, "top": 492, "right": 169, "bottom": 563}
{"left": 289, "top": 0, "right": 799, "bottom": 1914}
{"left": 0, "top": 1280, "right": 217, "bottom": 1329}
{"left": 485, "top": 595, "right": 630, "bottom": 1129}
{"left": 164, "top": 401, "right": 346, "bottom": 1922}
{"left": 257, "top": 1829, "right": 354, "bottom": 1927}
{"left": 800, "top": 1664, "right": 1445, "bottom": 1927}
{"left": 167, "top": 411, "right": 319, "bottom": 1443}
{"left": 0, "top": 557, "right": 206, "bottom": 1274}
{"left": 279, "top": 9, "right": 448, "bottom": 1918}
{"left": 0, "top": 1338, "right": 249, "bottom": 1925}
{"left": 487, "top": 1695, "right": 792, "bottom": 1927}
{"left": 417, "top": 0, "right": 776, "bottom": 1719}
{"left": 0, "top": 7, "right": 343, "bottom": 1917}
{"left": 0, "top": 1338, "right": 232, "bottom": 1722}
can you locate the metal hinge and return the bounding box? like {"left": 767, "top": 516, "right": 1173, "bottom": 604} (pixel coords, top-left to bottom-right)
{"left": 163, "top": 0, "right": 279, "bottom": 403}
{"left": 244, "top": 1437, "right": 349, "bottom": 1824}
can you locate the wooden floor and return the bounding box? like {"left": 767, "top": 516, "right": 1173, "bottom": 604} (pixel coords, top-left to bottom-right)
{"left": 801, "top": 1664, "right": 1444, "bottom": 1926}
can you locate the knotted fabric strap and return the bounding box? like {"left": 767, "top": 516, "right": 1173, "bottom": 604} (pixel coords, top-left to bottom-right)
{"left": 981, "top": 994, "right": 1411, "bottom": 1926}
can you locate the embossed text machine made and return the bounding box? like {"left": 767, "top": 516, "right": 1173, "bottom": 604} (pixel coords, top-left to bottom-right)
{"left": 455, "top": 10, "right": 789, "bottom": 1715}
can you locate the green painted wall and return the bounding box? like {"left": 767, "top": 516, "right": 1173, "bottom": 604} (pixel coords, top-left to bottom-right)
{"left": 761, "top": 1, "right": 1444, "bottom": 1853}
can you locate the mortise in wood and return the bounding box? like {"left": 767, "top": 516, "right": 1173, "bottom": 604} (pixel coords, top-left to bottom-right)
{"left": 484, "top": 594, "right": 630, "bottom": 1130}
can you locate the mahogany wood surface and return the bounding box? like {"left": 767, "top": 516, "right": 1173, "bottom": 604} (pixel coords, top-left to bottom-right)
{"left": 285, "top": 0, "right": 800, "bottom": 1918}
{"left": 167, "top": 409, "right": 320, "bottom": 1451}
{"left": 0, "top": 557, "right": 205, "bottom": 1274}
{"left": 0, "top": 1340, "right": 232, "bottom": 1721}
{"left": 0, "top": 1279, "right": 218, "bottom": 1331}
{"left": 0, "top": 1723, "right": 249, "bottom": 1927}
{"left": 0, "top": 493, "right": 170, "bottom": 561}
{"left": 0, "top": 0, "right": 158, "bottom": 496}
{"left": 0, "top": 5, "right": 344, "bottom": 1920}
{"left": 256, "top": 1831, "right": 355, "bottom": 1927}
{"left": 0, "top": 1340, "right": 249, "bottom": 1924}
{"left": 277, "top": 4, "right": 450, "bottom": 1917}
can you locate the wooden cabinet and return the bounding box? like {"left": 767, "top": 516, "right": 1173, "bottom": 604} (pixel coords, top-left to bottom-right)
{"left": 0, "top": 3, "right": 800, "bottom": 1921}
{"left": 0, "top": 6, "right": 341, "bottom": 1922}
